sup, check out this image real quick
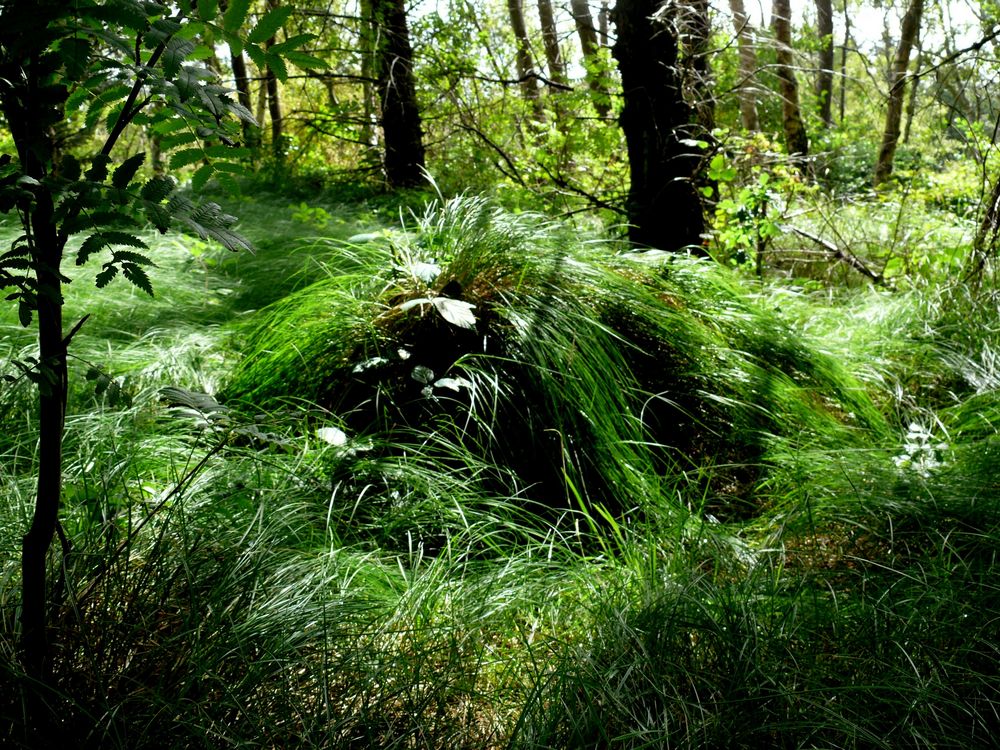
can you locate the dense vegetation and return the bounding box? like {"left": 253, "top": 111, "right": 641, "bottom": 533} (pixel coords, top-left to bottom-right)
{"left": 3, "top": 0, "right": 1000, "bottom": 747}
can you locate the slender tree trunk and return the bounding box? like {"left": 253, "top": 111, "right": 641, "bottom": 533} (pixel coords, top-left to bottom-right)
{"left": 359, "top": 0, "right": 379, "bottom": 151}
{"left": 507, "top": 0, "right": 541, "bottom": 111}
{"left": 728, "top": 0, "right": 759, "bottom": 131}
{"left": 612, "top": 0, "right": 704, "bottom": 252}
{"left": 598, "top": 1, "right": 609, "bottom": 47}
{"left": 570, "top": 0, "right": 610, "bottom": 117}
{"left": 1, "top": 45, "right": 68, "bottom": 731}
{"left": 537, "top": 0, "right": 566, "bottom": 85}
{"left": 372, "top": 0, "right": 426, "bottom": 187}
{"left": 902, "top": 34, "right": 922, "bottom": 143}
{"left": 771, "top": 0, "right": 809, "bottom": 155}
{"left": 265, "top": 62, "right": 282, "bottom": 156}
{"left": 679, "top": 0, "right": 715, "bottom": 133}
{"left": 839, "top": 5, "right": 850, "bottom": 124}
{"left": 815, "top": 0, "right": 834, "bottom": 127}
{"left": 230, "top": 50, "right": 259, "bottom": 148}
{"left": 873, "top": 0, "right": 923, "bottom": 186}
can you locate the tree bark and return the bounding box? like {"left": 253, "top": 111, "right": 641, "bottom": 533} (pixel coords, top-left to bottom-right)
{"left": 873, "top": 0, "right": 923, "bottom": 186}
{"left": 570, "top": 0, "right": 610, "bottom": 117}
{"left": 679, "top": 0, "right": 715, "bottom": 133}
{"left": 612, "top": 0, "right": 704, "bottom": 251}
{"left": 507, "top": 0, "right": 542, "bottom": 110}
{"left": 771, "top": 0, "right": 809, "bottom": 156}
{"left": 728, "top": 0, "right": 759, "bottom": 131}
{"left": 839, "top": 6, "right": 851, "bottom": 124}
{"left": 537, "top": 0, "right": 566, "bottom": 85}
{"left": 264, "top": 0, "right": 283, "bottom": 157}
{"left": 598, "top": 1, "right": 609, "bottom": 47}
{"left": 372, "top": 0, "right": 427, "bottom": 187}
{"left": 815, "top": 0, "right": 834, "bottom": 127}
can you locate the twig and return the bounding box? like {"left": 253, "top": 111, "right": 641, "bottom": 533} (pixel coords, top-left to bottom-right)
{"left": 784, "top": 225, "right": 885, "bottom": 285}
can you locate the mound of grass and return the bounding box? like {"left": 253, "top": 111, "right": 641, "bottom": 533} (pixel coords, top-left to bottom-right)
{"left": 225, "top": 197, "right": 887, "bottom": 522}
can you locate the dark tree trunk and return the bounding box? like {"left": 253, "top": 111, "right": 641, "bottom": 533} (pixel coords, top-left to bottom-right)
{"left": 772, "top": 0, "right": 809, "bottom": 156}
{"left": 570, "top": 0, "right": 611, "bottom": 117}
{"left": 372, "top": 0, "right": 426, "bottom": 187}
{"left": 679, "top": 0, "right": 715, "bottom": 133}
{"left": 873, "top": 0, "right": 923, "bottom": 186}
{"left": 537, "top": 0, "right": 566, "bottom": 85}
{"left": 598, "top": 1, "right": 609, "bottom": 47}
{"left": 815, "top": 0, "right": 835, "bottom": 127}
{"left": 729, "top": 0, "right": 759, "bottom": 131}
{"left": 264, "top": 1, "right": 283, "bottom": 157}
{"left": 612, "top": 0, "right": 705, "bottom": 252}
{"left": 0, "top": 17, "right": 68, "bottom": 729}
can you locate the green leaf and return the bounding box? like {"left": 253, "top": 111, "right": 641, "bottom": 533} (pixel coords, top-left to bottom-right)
{"left": 196, "top": 0, "right": 218, "bottom": 21}
{"left": 58, "top": 38, "right": 92, "bottom": 80}
{"left": 282, "top": 51, "right": 328, "bottom": 70}
{"left": 77, "top": 231, "right": 149, "bottom": 266}
{"left": 190, "top": 163, "right": 215, "bottom": 191}
{"left": 112, "top": 152, "right": 146, "bottom": 190}
{"left": 247, "top": 6, "right": 292, "bottom": 44}
{"left": 264, "top": 52, "right": 288, "bottom": 82}
{"left": 270, "top": 34, "right": 315, "bottom": 54}
{"left": 203, "top": 145, "right": 251, "bottom": 159}
{"left": 243, "top": 42, "right": 266, "bottom": 70}
{"left": 86, "top": 154, "right": 113, "bottom": 183}
{"left": 122, "top": 263, "right": 155, "bottom": 296}
{"left": 222, "top": 0, "right": 252, "bottom": 33}
{"left": 95, "top": 265, "right": 118, "bottom": 288}
{"left": 163, "top": 37, "right": 197, "bottom": 79}
{"left": 169, "top": 148, "right": 205, "bottom": 169}
{"left": 141, "top": 175, "right": 177, "bottom": 202}
{"left": 112, "top": 250, "right": 155, "bottom": 266}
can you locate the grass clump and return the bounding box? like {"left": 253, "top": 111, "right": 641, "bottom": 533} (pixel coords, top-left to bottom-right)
{"left": 225, "top": 196, "right": 885, "bottom": 523}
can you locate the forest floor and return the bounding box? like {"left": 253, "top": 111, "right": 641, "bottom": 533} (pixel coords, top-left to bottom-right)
{"left": 2, "top": 187, "right": 999, "bottom": 749}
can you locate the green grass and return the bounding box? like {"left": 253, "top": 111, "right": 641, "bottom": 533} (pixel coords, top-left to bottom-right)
{"left": 2, "top": 194, "right": 1000, "bottom": 748}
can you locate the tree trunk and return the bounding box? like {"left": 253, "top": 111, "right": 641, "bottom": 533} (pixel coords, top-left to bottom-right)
{"left": 598, "top": 1, "right": 609, "bottom": 47}
{"left": 873, "top": 0, "right": 923, "bottom": 186}
{"left": 679, "top": 0, "right": 715, "bottom": 133}
{"left": 537, "top": 0, "right": 566, "bottom": 85}
{"left": 728, "top": 0, "right": 759, "bottom": 131}
{"left": 507, "top": 0, "right": 542, "bottom": 110}
{"left": 570, "top": 0, "right": 610, "bottom": 117}
{"left": 265, "top": 62, "right": 282, "bottom": 156}
{"left": 839, "top": 6, "right": 850, "bottom": 124}
{"left": 230, "top": 49, "right": 259, "bottom": 148}
{"left": 902, "top": 37, "right": 922, "bottom": 143}
{"left": 372, "top": 0, "right": 426, "bottom": 187}
{"left": 771, "top": 0, "right": 809, "bottom": 156}
{"left": 815, "top": 0, "right": 834, "bottom": 127}
{"left": 0, "top": 40, "right": 67, "bottom": 729}
{"left": 612, "top": 0, "right": 704, "bottom": 252}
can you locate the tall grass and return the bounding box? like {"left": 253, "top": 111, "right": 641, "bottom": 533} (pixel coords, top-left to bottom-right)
{"left": 2, "top": 196, "right": 999, "bottom": 748}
